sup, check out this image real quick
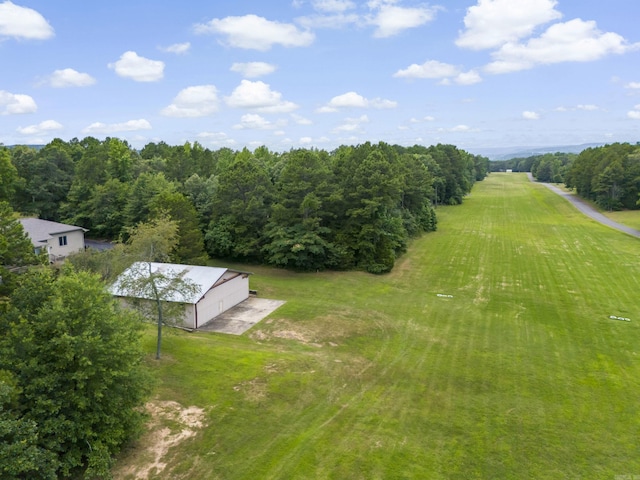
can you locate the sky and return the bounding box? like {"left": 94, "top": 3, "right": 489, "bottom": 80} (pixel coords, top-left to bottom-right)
{"left": 1, "top": 0, "right": 639, "bottom": 156}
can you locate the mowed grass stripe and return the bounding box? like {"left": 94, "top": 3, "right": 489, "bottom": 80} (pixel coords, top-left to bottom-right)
{"left": 126, "top": 173, "right": 640, "bottom": 479}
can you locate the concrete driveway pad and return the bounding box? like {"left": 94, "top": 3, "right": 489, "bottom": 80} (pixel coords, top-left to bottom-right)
{"left": 197, "top": 297, "right": 285, "bottom": 335}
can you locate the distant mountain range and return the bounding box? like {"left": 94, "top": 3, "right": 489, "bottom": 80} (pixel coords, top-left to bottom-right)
{"left": 470, "top": 143, "right": 606, "bottom": 161}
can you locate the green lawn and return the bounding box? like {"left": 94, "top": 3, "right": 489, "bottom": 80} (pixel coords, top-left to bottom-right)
{"left": 115, "top": 172, "right": 640, "bottom": 479}
{"left": 604, "top": 210, "right": 640, "bottom": 231}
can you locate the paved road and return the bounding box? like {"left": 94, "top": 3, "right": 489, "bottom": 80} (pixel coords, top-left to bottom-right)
{"left": 528, "top": 173, "right": 640, "bottom": 239}
{"left": 85, "top": 239, "right": 116, "bottom": 250}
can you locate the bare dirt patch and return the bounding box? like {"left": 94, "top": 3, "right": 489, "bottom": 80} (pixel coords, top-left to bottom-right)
{"left": 112, "top": 400, "right": 206, "bottom": 480}
{"left": 249, "top": 309, "right": 375, "bottom": 347}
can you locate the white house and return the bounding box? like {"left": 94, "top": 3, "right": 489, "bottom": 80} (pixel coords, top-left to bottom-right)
{"left": 19, "top": 218, "right": 87, "bottom": 262}
{"left": 110, "top": 262, "right": 251, "bottom": 330}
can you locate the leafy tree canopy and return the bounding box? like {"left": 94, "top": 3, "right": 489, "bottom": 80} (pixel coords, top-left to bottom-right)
{"left": 0, "top": 266, "right": 152, "bottom": 479}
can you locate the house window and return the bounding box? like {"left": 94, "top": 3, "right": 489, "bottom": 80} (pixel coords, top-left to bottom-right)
{"left": 59, "top": 236, "right": 68, "bottom": 246}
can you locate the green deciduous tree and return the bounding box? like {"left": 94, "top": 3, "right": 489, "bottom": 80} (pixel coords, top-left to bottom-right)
{"left": 0, "top": 372, "right": 57, "bottom": 480}
{"left": 0, "top": 149, "right": 21, "bottom": 204}
{"left": 0, "top": 202, "right": 41, "bottom": 296}
{"left": 0, "top": 267, "right": 151, "bottom": 478}
{"left": 124, "top": 172, "right": 177, "bottom": 229}
{"left": 118, "top": 216, "right": 199, "bottom": 359}
{"left": 149, "top": 191, "right": 207, "bottom": 264}
{"left": 0, "top": 202, "right": 37, "bottom": 268}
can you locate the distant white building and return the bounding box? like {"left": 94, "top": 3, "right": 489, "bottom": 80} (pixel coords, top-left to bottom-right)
{"left": 110, "top": 262, "right": 251, "bottom": 330}
{"left": 19, "top": 218, "right": 87, "bottom": 262}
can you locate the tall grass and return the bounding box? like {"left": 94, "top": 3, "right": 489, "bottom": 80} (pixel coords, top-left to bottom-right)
{"left": 117, "top": 173, "right": 640, "bottom": 479}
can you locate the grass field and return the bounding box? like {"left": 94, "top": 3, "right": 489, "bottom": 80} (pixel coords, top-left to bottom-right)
{"left": 114, "top": 173, "right": 640, "bottom": 479}
{"left": 604, "top": 210, "right": 640, "bottom": 231}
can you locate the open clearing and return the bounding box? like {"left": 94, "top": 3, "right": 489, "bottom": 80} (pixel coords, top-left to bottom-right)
{"left": 116, "top": 173, "right": 640, "bottom": 479}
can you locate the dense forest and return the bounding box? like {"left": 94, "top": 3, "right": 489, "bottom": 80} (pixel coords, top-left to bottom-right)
{"left": 0, "top": 139, "right": 489, "bottom": 273}
{"left": 565, "top": 142, "right": 640, "bottom": 211}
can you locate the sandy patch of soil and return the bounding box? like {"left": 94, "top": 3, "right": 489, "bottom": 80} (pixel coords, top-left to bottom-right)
{"left": 113, "top": 400, "right": 206, "bottom": 480}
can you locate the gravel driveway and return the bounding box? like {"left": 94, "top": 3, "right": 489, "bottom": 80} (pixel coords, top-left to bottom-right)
{"left": 528, "top": 173, "right": 640, "bottom": 239}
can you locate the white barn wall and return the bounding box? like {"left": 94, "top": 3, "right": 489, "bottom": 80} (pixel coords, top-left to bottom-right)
{"left": 116, "top": 297, "right": 197, "bottom": 329}
{"left": 195, "top": 274, "right": 249, "bottom": 328}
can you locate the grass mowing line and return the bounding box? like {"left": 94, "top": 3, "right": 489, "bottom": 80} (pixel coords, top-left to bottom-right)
{"left": 116, "top": 172, "right": 640, "bottom": 479}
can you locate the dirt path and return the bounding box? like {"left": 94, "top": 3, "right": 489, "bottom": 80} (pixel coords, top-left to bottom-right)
{"left": 527, "top": 173, "right": 640, "bottom": 239}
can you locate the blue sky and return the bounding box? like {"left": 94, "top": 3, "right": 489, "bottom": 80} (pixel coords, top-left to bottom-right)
{"left": 1, "top": 0, "right": 639, "bottom": 155}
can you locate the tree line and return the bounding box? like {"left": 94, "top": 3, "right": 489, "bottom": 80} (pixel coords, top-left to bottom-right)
{"left": 1, "top": 139, "right": 489, "bottom": 273}
{"left": 489, "top": 152, "right": 576, "bottom": 182}
{"left": 488, "top": 143, "right": 640, "bottom": 212}
{"left": 564, "top": 142, "right": 640, "bottom": 211}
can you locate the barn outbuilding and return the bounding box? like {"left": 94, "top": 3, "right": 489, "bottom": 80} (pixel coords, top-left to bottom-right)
{"left": 110, "top": 262, "right": 251, "bottom": 329}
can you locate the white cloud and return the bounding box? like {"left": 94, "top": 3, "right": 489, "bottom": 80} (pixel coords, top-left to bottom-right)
{"left": 437, "top": 124, "right": 474, "bottom": 133}
{"left": 0, "top": 90, "right": 37, "bottom": 114}
{"left": 628, "top": 105, "right": 640, "bottom": 120}
{"left": 313, "top": 0, "right": 355, "bottom": 12}
{"left": 194, "top": 14, "right": 314, "bottom": 51}
{"left": 162, "top": 85, "right": 219, "bottom": 118}
{"left": 299, "top": 136, "right": 314, "bottom": 144}
{"left": 394, "top": 60, "right": 459, "bottom": 79}
{"left": 367, "top": 2, "right": 438, "bottom": 38}
{"left": 522, "top": 111, "right": 540, "bottom": 120}
{"left": 333, "top": 114, "right": 369, "bottom": 132}
{"left": 625, "top": 82, "right": 640, "bottom": 89}
{"left": 0, "top": 1, "right": 54, "bottom": 40}
{"left": 556, "top": 104, "right": 600, "bottom": 112}
{"left": 318, "top": 91, "right": 397, "bottom": 112}
{"left": 291, "top": 113, "right": 312, "bottom": 125}
{"left": 82, "top": 119, "right": 152, "bottom": 134}
{"left": 108, "top": 51, "right": 164, "bottom": 82}
{"left": 456, "top": 0, "right": 561, "bottom": 50}
{"left": 410, "top": 116, "right": 435, "bottom": 123}
{"left": 46, "top": 68, "right": 96, "bottom": 88}
{"left": 485, "top": 19, "right": 635, "bottom": 74}
{"left": 197, "top": 131, "right": 235, "bottom": 146}
{"left": 233, "top": 113, "right": 276, "bottom": 130}
{"left": 230, "top": 62, "right": 277, "bottom": 78}
{"left": 160, "top": 42, "right": 190, "bottom": 54}
{"left": 394, "top": 61, "right": 482, "bottom": 85}
{"left": 454, "top": 70, "right": 482, "bottom": 85}
{"left": 225, "top": 80, "right": 298, "bottom": 113}
{"left": 16, "top": 119, "right": 62, "bottom": 135}
{"left": 295, "top": 12, "right": 360, "bottom": 30}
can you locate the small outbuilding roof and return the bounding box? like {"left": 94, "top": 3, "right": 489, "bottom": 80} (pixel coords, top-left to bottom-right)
{"left": 110, "top": 262, "right": 250, "bottom": 304}
{"left": 19, "top": 218, "right": 88, "bottom": 247}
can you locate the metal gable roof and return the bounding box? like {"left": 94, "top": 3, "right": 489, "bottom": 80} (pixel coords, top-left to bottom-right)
{"left": 110, "top": 262, "right": 231, "bottom": 304}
